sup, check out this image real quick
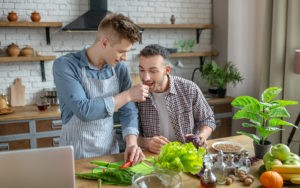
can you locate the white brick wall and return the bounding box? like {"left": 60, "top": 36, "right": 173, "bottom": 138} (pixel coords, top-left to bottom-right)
{"left": 0, "top": 0, "right": 212, "bottom": 104}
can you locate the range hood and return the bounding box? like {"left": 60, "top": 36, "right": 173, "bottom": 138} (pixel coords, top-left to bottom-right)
{"left": 62, "top": 0, "right": 110, "bottom": 31}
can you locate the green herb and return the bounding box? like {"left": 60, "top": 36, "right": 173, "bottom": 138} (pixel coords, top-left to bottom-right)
{"left": 76, "top": 168, "right": 134, "bottom": 186}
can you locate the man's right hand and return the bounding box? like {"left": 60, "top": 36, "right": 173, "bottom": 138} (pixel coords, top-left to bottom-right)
{"left": 147, "top": 136, "right": 170, "bottom": 154}
{"left": 128, "top": 84, "right": 149, "bottom": 102}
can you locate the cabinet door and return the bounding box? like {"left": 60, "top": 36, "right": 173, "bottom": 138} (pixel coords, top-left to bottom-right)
{"left": 210, "top": 103, "right": 233, "bottom": 138}
{"left": 36, "top": 119, "right": 62, "bottom": 148}
{"left": 0, "top": 122, "right": 31, "bottom": 151}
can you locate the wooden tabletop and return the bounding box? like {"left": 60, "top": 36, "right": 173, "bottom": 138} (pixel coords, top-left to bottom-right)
{"left": 75, "top": 135, "right": 267, "bottom": 188}
{"left": 0, "top": 105, "right": 60, "bottom": 122}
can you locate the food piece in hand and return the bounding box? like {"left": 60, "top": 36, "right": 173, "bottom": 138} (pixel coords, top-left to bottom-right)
{"left": 120, "top": 161, "right": 132, "bottom": 169}
{"left": 185, "top": 134, "right": 203, "bottom": 148}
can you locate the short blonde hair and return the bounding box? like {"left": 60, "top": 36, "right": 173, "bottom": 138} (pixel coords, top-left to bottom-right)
{"left": 96, "top": 13, "right": 141, "bottom": 45}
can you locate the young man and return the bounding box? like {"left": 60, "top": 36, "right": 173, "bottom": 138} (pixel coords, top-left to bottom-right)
{"left": 53, "top": 13, "right": 148, "bottom": 164}
{"left": 137, "top": 44, "right": 216, "bottom": 154}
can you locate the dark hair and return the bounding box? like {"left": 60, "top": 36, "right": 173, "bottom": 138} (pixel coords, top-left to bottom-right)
{"left": 139, "top": 44, "right": 170, "bottom": 60}
{"left": 98, "top": 13, "right": 141, "bottom": 44}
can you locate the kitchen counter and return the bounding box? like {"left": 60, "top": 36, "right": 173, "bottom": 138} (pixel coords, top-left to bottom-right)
{"left": 0, "top": 96, "right": 233, "bottom": 122}
{"left": 0, "top": 105, "right": 60, "bottom": 122}
{"left": 75, "top": 135, "right": 296, "bottom": 188}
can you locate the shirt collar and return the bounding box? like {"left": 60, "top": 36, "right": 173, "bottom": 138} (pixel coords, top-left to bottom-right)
{"left": 168, "top": 75, "right": 177, "bottom": 95}
{"left": 78, "top": 46, "right": 110, "bottom": 70}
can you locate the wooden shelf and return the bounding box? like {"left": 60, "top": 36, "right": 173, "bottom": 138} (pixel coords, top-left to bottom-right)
{"left": 0, "top": 56, "right": 56, "bottom": 82}
{"left": 170, "top": 51, "right": 219, "bottom": 58}
{"left": 0, "top": 21, "right": 62, "bottom": 45}
{"left": 137, "top": 23, "right": 214, "bottom": 44}
{"left": 138, "top": 23, "right": 214, "bottom": 29}
{"left": 0, "top": 21, "right": 62, "bottom": 27}
{"left": 0, "top": 56, "right": 55, "bottom": 63}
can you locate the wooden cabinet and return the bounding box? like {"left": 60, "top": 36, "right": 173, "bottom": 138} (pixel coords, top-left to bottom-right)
{"left": 208, "top": 97, "right": 234, "bottom": 139}
{"left": 0, "top": 117, "right": 62, "bottom": 151}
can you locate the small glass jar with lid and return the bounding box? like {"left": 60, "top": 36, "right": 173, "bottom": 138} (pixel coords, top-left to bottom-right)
{"left": 225, "top": 154, "right": 237, "bottom": 176}
{"left": 237, "top": 150, "right": 251, "bottom": 174}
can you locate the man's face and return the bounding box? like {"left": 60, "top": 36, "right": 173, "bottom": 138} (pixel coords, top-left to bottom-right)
{"left": 104, "top": 38, "right": 132, "bottom": 67}
{"left": 139, "top": 55, "right": 171, "bottom": 93}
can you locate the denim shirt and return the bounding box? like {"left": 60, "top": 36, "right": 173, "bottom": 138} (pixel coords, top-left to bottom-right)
{"left": 53, "top": 48, "right": 139, "bottom": 137}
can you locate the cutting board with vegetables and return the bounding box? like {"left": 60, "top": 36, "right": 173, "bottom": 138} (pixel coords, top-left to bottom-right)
{"left": 10, "top": 78, "right": 26, "bottom": 107}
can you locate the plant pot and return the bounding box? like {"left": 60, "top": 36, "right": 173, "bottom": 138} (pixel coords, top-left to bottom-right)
{"left": 253, "top": 140, "right": 272, "bottom": 159}
{"left": 208, "top": 88, "right": 218, "bottom": 95}
{"left": 217, "top": 88, "right": 226, "bottom": 98}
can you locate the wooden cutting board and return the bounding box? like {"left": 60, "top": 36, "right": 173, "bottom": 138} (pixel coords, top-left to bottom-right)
{"left": 10, "top": 78, "right": 26, "bottom": 107}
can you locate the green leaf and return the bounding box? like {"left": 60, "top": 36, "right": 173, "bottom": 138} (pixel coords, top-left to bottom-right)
{"left": 231, "top": 96, "right": 260, "bottom": 108}
{"left": 241, "top": 122, "right": 258, "bottom": 128}
{"left": 270, "top": 100, "right": 298, "bottom": 107}
{"left": 233, "top": 110, "right": 260, "bottom": 122}
{"left": 236, "top": 131, "right": 260, "bottom": 144}
{"left": 268, "top": 118, "right": 295, "bottom": 127}
{"left": 257, "top": 126, "right": 282, "bottom": 140}
{"left": 269, "top": 107, "right": 290, "bottom": 118}
{"left": 261, "top": 87, "right": 281, "bottom": 103}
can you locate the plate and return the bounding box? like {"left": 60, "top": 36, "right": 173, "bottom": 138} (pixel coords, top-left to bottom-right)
{"left": 0, "top": 107, "right": 15, "bottom": 115}
{"left": 211, "top": 141, "right": 244, "bottom": 154}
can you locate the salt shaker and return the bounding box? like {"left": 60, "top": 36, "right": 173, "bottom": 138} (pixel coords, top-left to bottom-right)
{"left": 225, "top": 154, "right": 237, "bottom": 176}
{"left": 237, "top": 150, "right": 251, "bottom": 174}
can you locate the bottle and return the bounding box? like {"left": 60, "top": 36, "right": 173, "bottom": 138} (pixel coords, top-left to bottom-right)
{"left": 225, "top": 154, "right": 237, "bottom": 176}
{"left": 237, "top": 150, "right": 251, "bottom": 174}
{"left": 211, "top": 150, "right": 227, "bottom": 184}
{"left": 200, "top": 155, "right": 217, "bottom": 188}
{"left": 170, "top": 15, "right": 175, "bottom": 24}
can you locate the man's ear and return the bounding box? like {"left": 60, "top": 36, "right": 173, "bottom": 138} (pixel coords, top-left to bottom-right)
{"left": 166, "top": 65, "right": 172, "bottom": 75}
{"left": 99, "top": 37, "right": 109, "bottom": 49}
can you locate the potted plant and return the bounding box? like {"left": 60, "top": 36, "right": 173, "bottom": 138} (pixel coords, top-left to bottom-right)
{"left": 201, "top": 61, "right": 244, "bottom": 97}
{"left": 231, "top": 87, "right": 298, "bottom": 158}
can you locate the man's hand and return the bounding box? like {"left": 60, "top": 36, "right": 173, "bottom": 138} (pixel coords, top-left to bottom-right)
{"left": 185, "top": 134, "right": 207, "bottom": 149}
{"left": 147, "top": 136, "right": 170, "bottom": 154}
{"left": 128, "top": 84, "right": 149, "bottom": 102}
{"left": 124, "top": 134, "right": 144, "bottom": 165}
{"left": 124, "top": 144, "right": 144, "bottom": 165}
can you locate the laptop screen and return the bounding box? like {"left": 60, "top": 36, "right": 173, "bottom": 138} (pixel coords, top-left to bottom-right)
{"left": 0, "top": 146, "right": 75, "bottom": 188}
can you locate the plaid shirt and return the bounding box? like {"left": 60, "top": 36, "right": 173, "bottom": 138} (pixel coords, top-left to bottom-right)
{"left": 137, "top": 76, "right": 216, "bottom": 143}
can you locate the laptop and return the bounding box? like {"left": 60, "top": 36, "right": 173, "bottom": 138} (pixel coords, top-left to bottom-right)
{"left": 0, "top": 146, "right": 75, "bottom": 188}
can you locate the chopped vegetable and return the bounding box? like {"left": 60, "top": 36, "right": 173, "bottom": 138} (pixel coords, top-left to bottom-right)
{"left": 150, "top": 141, "right": 206, "bottom": 175}
{"left": 120, "top": 161, "right": 132, "bottom": 169}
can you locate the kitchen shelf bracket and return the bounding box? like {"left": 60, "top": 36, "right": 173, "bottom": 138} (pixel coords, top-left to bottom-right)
{"left": 196, "top": 29, "right": 203, "bottom": 44}
{"left": 191, "top": 56, "right": 205, "bottom": 81}
{"left": 40, "top": 60, "right": 46, "bottom": 82}
{"left": 45, "top": 27, "right": 51, "bottom": 45}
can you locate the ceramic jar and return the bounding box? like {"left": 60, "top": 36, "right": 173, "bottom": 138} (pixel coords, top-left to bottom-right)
{"left": 21, "top": 45, "right": 34, "bottom": 57}
{"left": 7, "top": 11, "right": 18, "bottom": 22}
{"left": 6, "top": 43, "right": 20, "bottom": 57}
{"left": 170, "top": 15, "right": 176, "bottom": 24}
{"left": 31, "top": 11, "right": 41, "bottom": 22}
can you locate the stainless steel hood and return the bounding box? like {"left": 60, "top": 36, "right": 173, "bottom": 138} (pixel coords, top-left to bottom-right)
{"left": 62, "top": 0, "right": 110, "bottom": 31}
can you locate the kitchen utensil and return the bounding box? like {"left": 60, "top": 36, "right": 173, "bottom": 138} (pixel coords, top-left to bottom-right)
{"left": 10, "top": 78, "right": 26, "bottom": 107}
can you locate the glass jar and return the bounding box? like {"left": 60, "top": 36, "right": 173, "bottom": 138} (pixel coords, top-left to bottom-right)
{"left": 225, "top": 154, "right": 237, "bottom": 176}
{"left": 211, "top": 151, "right": 227, "bottom": 185}
{"left": 237, "top": 150, "right": 251, "bottom": 174}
